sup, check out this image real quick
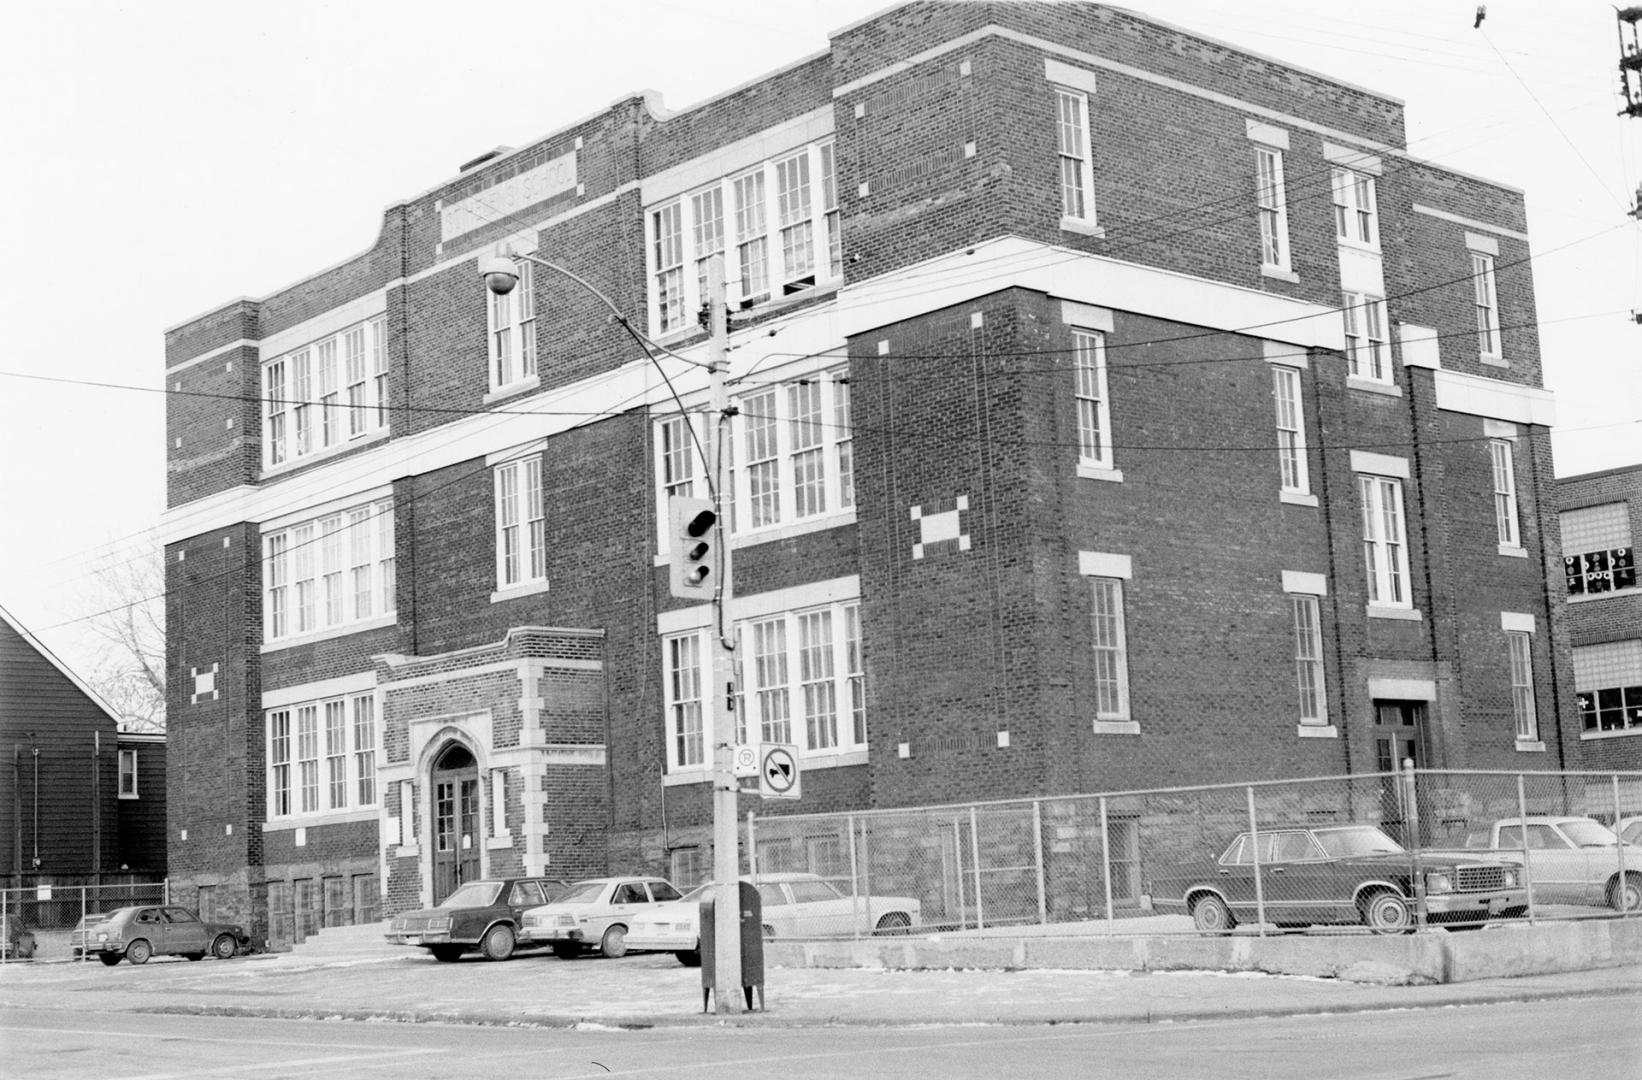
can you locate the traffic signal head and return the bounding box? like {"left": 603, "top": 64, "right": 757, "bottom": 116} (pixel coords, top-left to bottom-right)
{"left": 668, "top": 495, "right": 719, "bottom": 599}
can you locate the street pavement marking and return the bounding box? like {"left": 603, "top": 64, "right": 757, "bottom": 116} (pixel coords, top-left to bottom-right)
{"left": 98, "top": 1048, "right": 444, "bottom": 1080}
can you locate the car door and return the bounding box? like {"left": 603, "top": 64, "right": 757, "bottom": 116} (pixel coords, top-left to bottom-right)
{"left": 1516, "top": 824, "right": 1587, "bottom": 904}
{"left": 162, "top": 908, "right": 210, "bottom": 955}
{"left": 508, "top": 880, "right": 548, "bottom": 926}
{"left": 786, "top": 878, "right": 853, "bottom": 936}
{"left": 603, "top": 881, "right": 648, "bottom": 937}
{"left": 131, "top": 907, "right": 165, "bottom": 951}
{"left": 1214, "top": 834, "right": 1264, "bottom": 921}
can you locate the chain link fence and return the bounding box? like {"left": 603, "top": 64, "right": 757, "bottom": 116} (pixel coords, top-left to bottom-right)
{"left": 0, "top": 880, "right": 169, "bottom": 963}
{"left": 745, "top": 768, "right": 1641, "bottom": 938}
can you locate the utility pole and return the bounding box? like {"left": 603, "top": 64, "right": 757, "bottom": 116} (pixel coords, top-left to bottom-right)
{"left": 705, "top": 252, "right": 743, "bottom": 1014}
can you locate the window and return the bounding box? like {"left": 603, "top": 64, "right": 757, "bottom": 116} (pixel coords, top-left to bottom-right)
{"left": 645, "top": 141, "right": 839, "bottom": 333}
{"left": 1359, "top": 476, "right": 1411, "bottom": 607}
{"left": 118, "top": 749, "right": 139, "bottom": 799}
{"left": 660, "top": 416, "right": 701, "bottom": 501}
{"left": 789, "top": 381, "right": 825, "bottom": 518}
{"left": 1272, "top": 366, "right": 1308, "bottom": 494}
{"left": 266, "top": 692, "right": 379, "bottom": 819}
{"left": 1073, "top": 330, "right": 1113, "bottom": 470}
{"left": 263, "top": 500, "right": 395, "bottom": 643}
{"left": 1507, "top": 631, "right": 1537, "bottom": 741}
{"left": 665, "top": 633, "right": 704, "bottom": 770}
{"left": 262, "top": 318, "right": 388, "bottom": 469}
{"left": 1473, "top": 252, "right": 1501, "bottom": 360}
{"left": 797, "top": 609, "right": 837, "bottom": 750}
{"left": 1561, "top": 502, "right": 1636, "bottom": 595}
{"left": 1331, "top": 168, "right": 1377, "bottom": 246}
{"left": 1342, "top": 292, "right": 1390, "bottom": 382}
{"left": 844, "top": 603, "right": 865, "bottom": 745}
{"left": 670, "top": 847, "right": 705, "bottom": 889}
{"left": 1292, "top": 595, "right": 1326, "bottom": 724}
{"left": 487, "top": 258, "right": 536, "bottom": 390}
{"left": 1255, "top": 146, "right": 1289, "bottom": 269}
{"left": 834, "top": 377, "right": 854, "bottom": 509}
{"left": 1490, "top": 439, "right": 1520, "bottom": 548}
{"left": 1055, "top": 88, "right": 1096, "bottom": 223}
{"left": 494, "top": 458, "right": 546, "bottom": 590}
{"left": 1574, "top": 640, "right": 1642, "bottom": 734}
{"left": 1090, "top": 578, "right": 1130, "bottom": 721}
{"left": 750, "top": 617, "right": 792, "bottom": 745}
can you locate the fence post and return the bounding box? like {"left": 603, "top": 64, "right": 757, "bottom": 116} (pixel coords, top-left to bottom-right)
{"left": 164, "top": 878, "right": 170, "bottom": 905}
{"left": 1099, "top": 796, "right": 1114, "bottom": 930}
{"left": 1246, "top": 786, "right": 1266, "bottom": 935}
{"left": 1404, "top": 760, "right": 1426, "bottom": 930}
{"left": 969, "top": 806, "right": 984, "bottom": 931}
{"left": 847, "top": 812, "right": 859, "bottom": 941}
{"left": 1616, "top": 774, "right": 1631, "bottom": 918}
{"left": 1, "top": 887, "right": 7, "bottom": 966}
{"left": 745, "top": 810, "right": 758, "bottom": 880}
{"left": 1032, "top": 799, "right": 1046, "bottom": 926}
{"left": 1516, "top": 774, "right": 1537, "bottom": 925}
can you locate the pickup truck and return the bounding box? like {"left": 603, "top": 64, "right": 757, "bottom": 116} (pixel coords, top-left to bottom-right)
{"left": 1439, "top": 816, "right": 1642, "bottom": 912}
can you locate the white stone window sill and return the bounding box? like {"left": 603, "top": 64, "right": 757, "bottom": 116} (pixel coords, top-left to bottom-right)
{"left": 1481, "top": 354, "right": 1509, "bottom": 368}
{"left": 1347, "top": 376, "right": 1401, "bottom": 397}
{"left": 394, "top": 844, "right": 421, "bottom": 858}
{"left": 262, "top": 427, "right": 390, "bottom": 479}
{"left": 263, "top": 807, "right": 380, "bottom": 831}
{"left": 486, "top": 834, "right": 513, "bottom": 850}
{"left": 1579, "top": 727, "right": 1642, "bottom": 741}
{"left": 1297, "top": 724, "right": 1338, "bottom": 739}
{"left": 1566, "top": 587, "right": 1640, "bottom": 605}
{"left": 1367, "top": 605, "right": 1422, "bottom": 621}
{"left": 1261, "top": 265, "right": 1299, "bottom": 283}
{"left": 1281, "top": 490, "right": 1319, "bottom": 507}
{"left": 1061, "top": 217, "right": 1106, "bottom": 238}
{"left": 1077, "top": 463, "right": 1124, "bottom": 483}
{"left": 1336, "top": 237, "right": 1381, "bottom": 256}
{"left": 491, "top": 579, "right": 550, "bottom": 604}
{"left": 1497, "top": 544, "right": 1528, "bottom": 559}
{"left": 483, "top": 376, "right": 541, "bottom": 405}
{"left": 1514, "top": 739, "right": 1546, "bottom": 753}
{"left": 1091, "top": 720, "right": 1140, "bottom": 735}
{"left": 262, "top": 612, "right": 398, "bottom": 653}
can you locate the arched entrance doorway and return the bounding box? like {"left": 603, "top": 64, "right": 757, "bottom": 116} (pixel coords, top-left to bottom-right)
{"left": 431, "top": 742, "right": 480, "bottom": 903}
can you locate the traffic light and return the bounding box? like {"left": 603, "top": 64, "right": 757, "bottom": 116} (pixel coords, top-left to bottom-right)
{"left": 668, "top": 495, "right": 719, "bottom": 599}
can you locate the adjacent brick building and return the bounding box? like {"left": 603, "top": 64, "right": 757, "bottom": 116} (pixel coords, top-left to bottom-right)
{"left": 160, "top": 2, "right": 1610, "bottom": 946}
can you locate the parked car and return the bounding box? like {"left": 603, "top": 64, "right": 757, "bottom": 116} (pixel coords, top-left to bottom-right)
{"left": 1, "top": 914, "right": 36, "bottom": 960}
{"left": 1454, "top": 816, "right": 1642, "bottom": 911}
{"left": 626, "top": 872, "right": 923, "bottom": 965}
{"left": 519, "top": 876, "right": 683, "bottom": 959}
{"left": 1616, "top": 817, "right": 1642, "bottom": 847}
{"left": 71, "top": 905, "right": 249, "bottom": 965}
{"left": 385, "top": 877, "right": 566, "bottom": 962}
{"left": 1150, "top": 823, "right": 1527, "bottom": 934}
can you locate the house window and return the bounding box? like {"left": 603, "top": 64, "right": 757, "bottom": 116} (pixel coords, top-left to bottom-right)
{"left": 1090, "top": 578, "right": 1130, "bottom": 721}
{"left": 1055, "top": 88, "right": 1096, "bottom": 223}
{"left": 1473, "top": 252, "right": 1501, "bottom": 360}
{"left": 494, "top": 458, "right": 546, "bottom": 589}
{"left": 1574, "top": 640, "right": 1642, "bottom": 734}
{"left": 1490, "top": 439, "right": 1520, "bottom": 548}
{"left": 1255, "top": 146, "right": 1289, "bottom": 270}
{"left": 261, "top": 318, "right": 388, "bottom": 469}
{"left": 1342, "top": 292, "right": 1390, "bottom": 382}
{"left": 1291, "top": 595, "right": 1326, "bottom": 724}
{"left": 1359, "top": 476, "right": 1411, "bottom": 607}
{"left": 1561, "top": 502, "right": 1635, "bottom": 595}
{"left": 118, "top": 749, "right": 139, "bottom": 799}
{"left": 1272, "top": 366, "right": 1308, "bottom": 494}
{"left": 1507, "top": 630, "right": 1537, "bottom": 741}
{"left": 263, "top": 499, "right": 395, "bottom": 643}
{"left": 1331, "top": 168, "right": 1378, "bottom": 246}
{"left": 487, "top": 257, "right": 536, "bottom": 390}
{"left": 1073, "top": 330, "right": 1113, "bottom": 470}
{"left": 266, "top": 692, "right": 380, "bottom": 820}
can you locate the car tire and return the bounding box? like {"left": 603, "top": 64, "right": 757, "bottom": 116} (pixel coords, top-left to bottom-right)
{"left": 481, "top": 924, "right": 516, "bottom": 962}
{"left": 211, "top": 934, "right": 238, "bottom": 960}
{"left": 675, "top": 949, "right": 701, "bottom": 967}
{"left": 873, "top": 912, "right": 912, "bottom": 935}
{"left": 551, "top": 942, "right": 580, "bottom": 960}
{"left": 1608, "top": 872, "right": 1642, "bottom": 913}
{"left": 600, "top": 924, "right": 628, "bottom": 959}
{"left": 430, "top": 945, "right": 465, "bottom": 962}
{"left": 99, "top": 953, "right": 122, "bottom": 967}
{"left": 1361, "top": 890, "right": 1412, "bottom": 934}
{"left": 125, "top": 939, "right": 153, "bottom": 965}
{"left": 1190, "top": 894, "right": 1235, "bottom": 934}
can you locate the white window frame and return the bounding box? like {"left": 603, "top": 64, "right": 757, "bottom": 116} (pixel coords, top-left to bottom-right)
{"left": 1472, "top": 251, "right": 1502, "bottom": 362}
{"left": 1331, "top": 168, "right": 1378, "bottom": 248}
{"left": 1090, "top": 577, "right": 1131, "bottom": 724}
{"left": 265, "top": 693, "right": 381, "bottom": 821}
{"left": 494, "top": 457, "right": 546, "bottom": 593}
{"left": 261, "top": 318, "right": 389, "bottom": 470}
{"left": 1255, "top": 146, "right": 1290, "bottom": 271}
{"left": 263, "top": 500, "right": 396, "bottom": 646}
{"left": 1490, "top": 439, "right": 1521, "bottom": 549}
{"left": 1342, "top": 291, "right": 1391, "bottom": 383}
{"left": 1359, "top": 475, "right": 1412, "bottom": 609}
{"left": 487, "top": 257, "right": 536, "bottom": 393}
{"left": 1054, "top": 87, "right": 1097, "bottom": 228}
{"left": 664, "top": 633, "right": 706, "bottom": 771}
{"left": 1272, "top": 365, "right": 1308, "bottom": 495}
{"left": 645, "top": 142, "right": 840, "bottom": 335}
{"left": 118, "top": 749, "right": 139, "bottom": 799}
{"left": 1291, "top": 594, "right": 1327, "bottom": 725}
{"left": 1073, "top": 330, "right": 1113, "bottom": 471}
{"left": 1506, "top": 629, "right": 1538, "bottom": 743}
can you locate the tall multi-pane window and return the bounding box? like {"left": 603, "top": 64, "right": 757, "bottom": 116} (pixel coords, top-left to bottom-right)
{"left": 834, "top": 375, "right": 854, "bottom": 509}
{"left": 494, "top": 458, "right": 546, "bottom": 590}
{"left": 1073, "top": 330, "right": 1112, "bottom": 469}
{"left": 1490, "top": 439, "right": 1520, "bottom": 547}
{"left": 488, "top": 259, "right": 536, "bottom": 388}
{"left": 820, "top": 143, "right": 842, "bottom": 278}
{"left": 1055, "top": 89, "right": 1095, "bottom": 222}
{"left": 118, "top": 749, "right": 139, "bottom": 798}
{"left": 751, "top": 618, "right": 792, "bottom": 744}
{"left": 844, "top": 604, "right": 865, "bottom": 745}
{"left": 653, "top": 202, "right": 686, "bottom": 333}
{"left": 263, "top": 318, "right": 388, "bottom": 470}
{"left": 297, "top": 705, "right": 320, "bottom": 814}
{"left": 321, "top": 516, "right": 346, "bottom": 626}
{"left": 1359, "top": 476, "right": 1411, "bottom": 607}
{"left": 1090, "top": 578, "right": 1129, "bottom": 720}
{"left": 1507, "top": 631, "right": 1537, "bottom": 740}
{"left": 267, "top": 533, "right": 289, "bottom": 639}
{"left": 744, "top": 389, "right": 781, "bottom": 528}
{"left": 734, "top": 170, "right": 769, "bottom": 300}
{"left": 264, "top": 359, "right": 288, "bottom": 465}
{"left": 691, "top": 188, "right": 724, "bottom": 304}
{"left": 344, "top": 326, "right": 369, "bottom": 436}
{"left": 1255, "top": 146, "right": 1289, "bottom": 270}
{"left": 667, "top": 634, "right": 704, "bottom": 769}
{"left": 291, "top": 349, "right": 313, "bottom": 457}
{"left": 1342, "top": 292, "right": 1390, "bottom": 382}
{"left": 1473, "top": 252, "right": 1501, "bottom": 359}
{"left": 370, "top": 316, "right": 389, "bottom": 427}
{"left": 264, "top": 500, "right": 395, "bottom": 644}
{"left": 348, "top": 508, "right": 373, "bottom": 618}
{"left": 353, "top": 695, "right": 376, "bottom": 807}
{"left": 1331, "top": 168, "right": 1378, "bottom": 246}
{"left": 775, "top": 151, "right": 815, "bottom": 291}
{"left": 270, "top": 710, "right": 291, "bottom": 816}
{"left": 1272, "top": 366, "right": 1308, "bottom": 494}
{"left": 789, "top": 381, "right": 825, "bottom": 518}
{"left": 797, "top": 609, "right": 837, "bottom": 750}
{"left": 1292, "top": 595, "right": 1327, "bottom": 724}
{"left": 292, "top": 524, "right": 317, "bottom": 633}
{"left": 325, "top": 700, "right": 348, "bottom": 810}
{"left": 267, "top": 694, "right": 379, "bottom": 820}
{"left": 661, "top": 416, "right": 698, "bottom": 500}
{"left": 316, "top": 340, "right": 339, "bottom": 448}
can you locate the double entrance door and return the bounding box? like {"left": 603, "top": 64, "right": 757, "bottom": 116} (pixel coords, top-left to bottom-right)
{"left": 431, "top": 744, "right": 480, "bottom": 904}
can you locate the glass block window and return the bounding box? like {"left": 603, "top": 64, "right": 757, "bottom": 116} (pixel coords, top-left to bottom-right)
{"left": 1573, "top": 640, "right": 1642, "bottom": 734}
{"left": 1562, "top": 503, "right": 1635, "bottom": 595}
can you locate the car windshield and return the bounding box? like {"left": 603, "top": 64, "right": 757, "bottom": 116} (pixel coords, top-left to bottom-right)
{"left": 1314, "top": 826, "right": 1405, "bottom": 857}
{"left": 553, "top": 881, "right": 609, "bottom": 905}
{"left": 1560, "top": 819, "right": 1618, "bottom": 847}
{"left": 438, "top": 882, "right": 503, "bottom": 909}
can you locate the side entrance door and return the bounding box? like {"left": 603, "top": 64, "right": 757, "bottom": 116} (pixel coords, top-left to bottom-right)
{"left": 1374, "top": 701, "right": 1428, "bottom": 846}
{"left": 431, "top": 743, "right": 481, "bottom": 904}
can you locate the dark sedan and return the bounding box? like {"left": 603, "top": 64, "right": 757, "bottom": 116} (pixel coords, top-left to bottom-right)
{"left": 71, "top": 905, "right": 250, "bottom": 965}
{"left": 385, "top": 877, "right": 566, "bottom": 961}
{"left": 1150, "top": 823, "right": 1528, "bottom": 934}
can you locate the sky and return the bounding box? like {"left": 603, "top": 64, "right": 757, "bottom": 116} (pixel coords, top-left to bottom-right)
{"left": 1, "top": 0, "right": 1638, "bottom": 687}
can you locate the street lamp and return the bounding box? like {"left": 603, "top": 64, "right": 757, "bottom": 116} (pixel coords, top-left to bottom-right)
{"left": 480, "top": 248, "right": 744, "bottom": 1013}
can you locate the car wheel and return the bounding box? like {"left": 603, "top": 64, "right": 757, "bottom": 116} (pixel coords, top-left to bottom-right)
{"left": 1361, "top": 890, "right": 1412, "bottom": 934}
{"left": 551, "top": 942, "right": 580, "bottom": 960}
{"left": 99, "top": 953, "right": 122, "bottom": 967}
{"left": 125, "top": 939, "right": 153, "bottom": 965}
{"left": 211, "top": 934, "right": 238, "bottom": 960}
{"left": 600, "top": 924, "right": 628, "bottom": 959}
{"left": 873, "top": 912, "right": 912, "bottom": 935}
{"left": 1190, "top": 894, "right": 1235, "bottom": 933}
{"left": 675, "top": 949, "right": 702, "bottom": 967}
{"left": 429, "top": 945, "right": 465, "bottom": 962}
{"left": 1608, "top": 872, "right": 1642, "bottom": 913}
{"left": 481, "top": 924, "right": 516, "bottom": 962}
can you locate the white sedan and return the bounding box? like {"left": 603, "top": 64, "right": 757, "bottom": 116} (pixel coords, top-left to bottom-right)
{"left": 626, "top": 872, "right": 921, "bottom": 966}
{"left": 519, "top": 876, "right": 682, "bottom": 959}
